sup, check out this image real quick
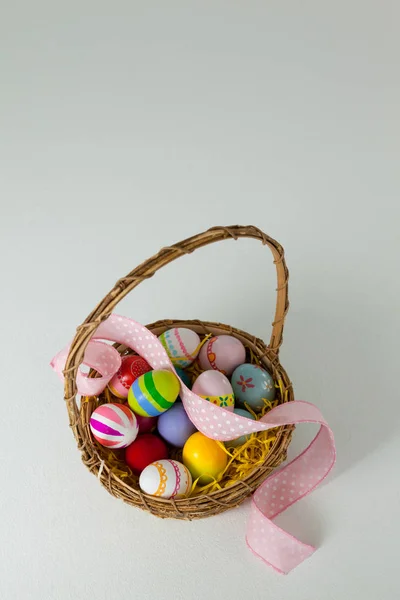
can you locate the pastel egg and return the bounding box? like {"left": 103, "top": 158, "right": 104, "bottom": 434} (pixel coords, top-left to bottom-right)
{"left": 139, "top": 459, "right": 192, "bottom": 499}
{"left": 157, "top": 402, "right": 197, "bottom": 447}
{"left": 108, "top": 355, "right": 152, "bottom": 399}
{"left": 224, "top": 408, "right": 256, "bottom": 448}
{"left": 231, "top": 363, "right": 276, "bottom": 411}
{"left": 90, "top": 403, "right": 138, "bottom": 449}
{"left": 198, "top": 335, "right": 246, "bottom": 376}
{"left": 192, "top": 370, "right": 235, "bottom": 412}
{"left": 175, "top": 367, "right": 192, "bottom": 389}
{"left": 128, "top": 370, "right": 180, "bottom": 417}
{"left": 183, "top": 432, "right": 228, "bottom": 484}
{"left": 159, "top": 328, "right": 201, "bottom": 368}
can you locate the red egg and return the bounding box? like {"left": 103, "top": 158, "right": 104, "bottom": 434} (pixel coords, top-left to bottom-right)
{"left": 108, "top": 355, "right": 152, "bottom": 399}
{"left": 136, "top": 414, "right": 158, "bottom": 433}
{"left": 125, "top": 434, "right": 168, "bottom": 475}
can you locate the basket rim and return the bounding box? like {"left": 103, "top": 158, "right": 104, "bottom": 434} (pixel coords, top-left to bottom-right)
{"left": 80, "top": 318, "right": 295, "bottom": 519}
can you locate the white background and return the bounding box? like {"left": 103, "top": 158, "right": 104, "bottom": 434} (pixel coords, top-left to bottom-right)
{"left": 1, "top": 1, "right": 399, "bottom": 598}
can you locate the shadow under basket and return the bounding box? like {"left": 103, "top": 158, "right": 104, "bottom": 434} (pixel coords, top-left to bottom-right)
{"left": 64, "top": 226, "right": 294, "bottom": 520}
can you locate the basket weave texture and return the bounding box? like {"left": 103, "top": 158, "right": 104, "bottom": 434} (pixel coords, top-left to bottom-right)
{"left": 63, "top": 225, "right": 294, "bottom": 519}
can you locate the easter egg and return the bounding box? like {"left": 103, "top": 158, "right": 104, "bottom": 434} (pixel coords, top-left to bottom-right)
{"left": 108, "top": 355, "right": 152, "bottom": 399}
{"left": 198, "top": 335, "right": 246, "bottom": 376}
{"left": 157, "top": 402, "right": 197, "bottom": 447}
{"left": 89, "top": 403, "right": 138, "bottom": 449}
{"left": 135, "top": 414, "right": 158, "bottom": 433}
{"left": 175, "top": 367, "right": 192, "bottom": 389}
{"left": 183, "top": 432, "right": 228, "bottom": 484}
{"left": 125, "top": 434, "right": 168, "bottom": 475}
{"left": 224, "top": 408, "right": 256, "bottom": 448}
{"left": 231, "top": 363, "right": 276, "bottom": 411}
{"left": 128, "top": 370, "right": 180, "bottom": 417}
{"left": 139, "top": 459, "right": 192, "bottom": 499}
{"left": 192, "top": 370, "right": 235, "bottom": 412}
{"left": 159, "top": 327, "right": 201, "bottom": 368}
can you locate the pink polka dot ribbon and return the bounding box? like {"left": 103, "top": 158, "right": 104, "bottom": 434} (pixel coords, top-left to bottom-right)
{"left": 51, "top": 314, "right": 336, "bottom": 574}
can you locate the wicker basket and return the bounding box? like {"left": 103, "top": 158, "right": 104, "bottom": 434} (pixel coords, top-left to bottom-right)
{"left": 63, "top": 225, "right": 294, "bottom": 520}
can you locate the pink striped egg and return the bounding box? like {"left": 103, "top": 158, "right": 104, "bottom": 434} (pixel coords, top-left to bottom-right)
{"left": 90, "top": 403, "right": 138, "bottom": 449}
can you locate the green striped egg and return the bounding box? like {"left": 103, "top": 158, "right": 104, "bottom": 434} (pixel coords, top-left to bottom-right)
{"left": 128, "top": 370, "right": 180, "bottom": 417}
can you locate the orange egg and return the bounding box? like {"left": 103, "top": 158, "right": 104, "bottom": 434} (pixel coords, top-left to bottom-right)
{"left": 182, "top": 432, "right": 228, "bottom": 484}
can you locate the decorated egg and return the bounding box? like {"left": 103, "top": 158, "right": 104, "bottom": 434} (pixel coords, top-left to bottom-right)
{"left": 157, "top": 402, "right": 197, "bottom": 447}
{"left": 192, "top": 370, "right": 235, "bottom": 412}
{"left": 135, "top": 414, "right": 158, "bottom": 433}
{"left": 183, "top": 432, "right": 228, "bottom": 484}
{"left": 128, "top": 370, "right": 180, "bottom": 417}
{"left": 125, "top": 434, "right": 168, "bottom": 475}
{"left": 224, "top": 408, "right": 256, "bottom": 448}
{"left": 175, "top": 367, "right": 192, "bottom": 389}
{"left": 231, "top": 363, "right": 276, "bottom": 411}
{"left": 198, "top": 335, "right": 246, "bottom": 376}
{"left": 108, "top": 355, "right": 152, "bottom": 399}
{"left": 89, "top": 403, "right": 138, "bottom": 449}
{"left": 159, "top": 327, "right": 201, "bottom": 368}
{"left": 139, "top": 459, "right": 192, "bottom": 499}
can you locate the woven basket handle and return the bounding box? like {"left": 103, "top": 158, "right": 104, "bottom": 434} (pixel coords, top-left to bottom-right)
{"left": 64, "top": 225, "right": 288, "bottom": 411}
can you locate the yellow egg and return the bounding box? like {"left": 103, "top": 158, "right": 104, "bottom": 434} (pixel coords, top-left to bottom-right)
{"left": 182, "top": 432, "right": 228, "bottom": 484}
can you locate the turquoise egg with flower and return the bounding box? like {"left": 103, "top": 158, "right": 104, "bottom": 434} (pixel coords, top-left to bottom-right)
{"left": 225, "top": 408, "right": 256, "bottom": 448}
{"left": 231, "top": 363, "right": 276, "bottom": 411}
{"left": 175, "top": 367, "right": 192, "bottom": 389}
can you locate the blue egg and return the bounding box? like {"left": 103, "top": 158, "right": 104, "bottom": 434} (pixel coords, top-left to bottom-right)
{"left": 175, "top": 367, "right": 192, "bottom": 389}
{"left": 231, "top": 363, "right": 275, "bottom": 411}
{"left": 225, "top": 408, "right": 256, "bottom": 448}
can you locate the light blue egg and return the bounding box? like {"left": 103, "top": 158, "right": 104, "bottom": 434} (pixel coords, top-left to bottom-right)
{"left": 231, "top": 363, "right": 275, "bottom": 411}
{"left": 225, "top": 408, "right": 256, "bottom": 448}
{"left": 175, "top": 367, "right": 192, "bottom": 389}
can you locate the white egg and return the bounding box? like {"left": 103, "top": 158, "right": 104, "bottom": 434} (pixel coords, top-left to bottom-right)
{"left": 139, "top": 459, "right": 192, "bottom": 499}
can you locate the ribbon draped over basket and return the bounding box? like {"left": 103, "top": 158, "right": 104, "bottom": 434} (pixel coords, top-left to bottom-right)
{"left": 52, "top": 313, "right": 336, "bottom": 574}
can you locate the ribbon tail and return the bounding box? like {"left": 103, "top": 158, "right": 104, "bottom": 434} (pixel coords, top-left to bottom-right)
{"left": 246, "top": 422, "right": 336, "bottom": 574}
{"left": 246, "top": 507, "right": 315, "bottom": 574}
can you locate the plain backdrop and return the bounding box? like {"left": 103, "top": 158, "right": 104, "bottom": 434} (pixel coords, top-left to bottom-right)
{"left": 1, "top": 1, "right": 399, "bottom": 599}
